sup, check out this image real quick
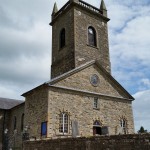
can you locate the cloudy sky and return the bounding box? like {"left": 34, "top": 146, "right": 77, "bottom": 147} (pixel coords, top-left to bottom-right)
{"left": 0, "top": 0, "right": 150, "bottom": 132}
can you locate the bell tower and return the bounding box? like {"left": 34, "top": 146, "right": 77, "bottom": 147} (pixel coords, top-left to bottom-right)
{"left": 50, "top": 0, "right": 111, "bottom": 79}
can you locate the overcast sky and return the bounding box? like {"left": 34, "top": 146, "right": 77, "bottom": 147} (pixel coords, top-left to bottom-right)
{"left": 0, "top": 0, "right": 150, "bottom": 132}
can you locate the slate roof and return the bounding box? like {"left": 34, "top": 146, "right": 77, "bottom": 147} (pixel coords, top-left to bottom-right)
{"left": 0, "top": 97, "right": 24, "bottom": 110}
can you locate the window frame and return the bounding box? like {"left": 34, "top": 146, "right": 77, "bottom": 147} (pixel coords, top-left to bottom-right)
{"left": 120, "top": 118, "right": 127, "bottom": 134}
{"left": 59, "top": 112, "right": 69, "bottom": 134}
{"left": 88, "top": 26, "right": 97, "bottom": 47}
{"left": 93, "top": 97, "right": 99, "bottom": 109}
{"left": 14, "top": 116, "right": 17, "bottom": 130}
{"left": 60, "top": 28, "right": 66, "bottom": 49}
{"left": 21, "top": 113, "right": 24, "bottom": 131}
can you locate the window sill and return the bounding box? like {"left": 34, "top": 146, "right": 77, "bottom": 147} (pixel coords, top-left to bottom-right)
{"left": 56, "top": 133, "right": 72, "bottom": 136}
{"left": 87, "top": 44, "right": 98, "bottom": 49}
{"left": 59, "top": 45, "right": 66, "bottom": 51}
{"left": 93, "top": 107, "right": 100, "bottom": 110}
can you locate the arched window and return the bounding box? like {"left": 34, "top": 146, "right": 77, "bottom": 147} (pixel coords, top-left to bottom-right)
{"left": 60, "top": 28, "right": 66, "bottom": 49}
{"left": 120, "top": 119, "right": 127, "bottom": 134}
{"left": 14, "top": 116, "right": 17, "bottom": 130}
{"left": 21, "top": 113, "right": 24, "bottom": 131}
{"left": 59, "top": 112, "right": 69, "bottom": 133}
{"left": 88, "top": 26, "right": 96, "bottom": 46}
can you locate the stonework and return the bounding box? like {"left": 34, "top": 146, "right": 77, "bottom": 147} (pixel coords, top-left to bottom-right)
{"left": 8, "top": 103, "right": 25, "bottom": 148}
{"left": 54, "top": 64, "right": 124, "bottom": 98}
{"left": 51, "top": 0, "right": 111, "bottom": 79}
{"left": 51, "top": 7, "right": 75, "bottom": 78}
{"left": 24, "top": 86, "right": 48, "bottom": 139}
{"left": 74, "top": 7, "right": 111, "bottom": 73}
{"left": 0, "top": 102, "right": 24, "bottom": 149}
{"left": 47, "top": 87, "right": 134, "bottom": 137}
{"left": 0, "top": 109, "right": 4, "bottom": 149}
{"left": 24, "top": 134, "right": 150, "bottom": 150}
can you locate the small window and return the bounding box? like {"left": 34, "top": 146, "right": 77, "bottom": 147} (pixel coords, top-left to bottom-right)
{"left": 41, "top": 122, "right": 47, "bottom": 136}
{"left": 88, "top": 26, "right": 96, "bottom": 46}
{"left": 93, "top": 97, "right": 98, "bottom": 109}
{"left": 59, "top": 112, "right": 69, "bottom": 133}
{"left": 21, "top": 113, "right": 24, "bottom": 131}
{"left": 14, "top": 116, "right": 17, "bottom": 130}
{"left": 120, "top": 119, "right": 127, "bottom": 134}
{"left": 60, "top": 28, "right": 66, "bottom": 49}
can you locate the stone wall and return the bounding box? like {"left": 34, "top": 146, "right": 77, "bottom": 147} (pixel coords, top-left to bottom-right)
{"left": 51, "top": 6, "right": 75, "bottom": 79}
{"left": 0, "top": 109, "right": 4, "bottom": 149}
{"left": 8, "top": 103, "right": 25, "bottom": 148}
{"left": 47, "top": 86, "right": 134, "bottom": 137}
{"left": 51, "top": 1, "right": 111, "bottom": 79}
{"left": 74, "top": 6, "right": 111, "bottom": 73}
{"left": 0, "top": 109, "right": 10, "bottom": 150}
{"left": 23, "top": 134, "right": 150, "bottom": 150}
{"left": 55, "top": 65, "right": 123, "bottom": 98}
{"left": 24, "top": 86, "right": 48, "bottom": 139}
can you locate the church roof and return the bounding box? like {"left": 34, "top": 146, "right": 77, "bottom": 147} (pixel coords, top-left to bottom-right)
{"left": 0, "top": 97, "right": 24, "bottom": 110}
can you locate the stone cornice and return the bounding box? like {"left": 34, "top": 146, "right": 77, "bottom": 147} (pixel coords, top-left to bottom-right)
{"left": 50, "top": 0, "right": 109, "bottom": 26}
{"left": 48, "top": 85, "right": 134, "bottom": 102}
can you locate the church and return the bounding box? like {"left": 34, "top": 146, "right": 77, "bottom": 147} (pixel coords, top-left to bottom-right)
{"left": 0, "top": 0, "right": 135, "bottom": 149}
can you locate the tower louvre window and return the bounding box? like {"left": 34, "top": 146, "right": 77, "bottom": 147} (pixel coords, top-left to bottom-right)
{"left": 21, "top": 113, "right": 24, "bottom": 131}
{"left": 88, "top": 26, "right": 96, "bottom": 46}
{"left": 60, "top": 28, "right": 66, "bottom": 49}
{"left": 14, "top": 116, "right": 17, "bottom": 130}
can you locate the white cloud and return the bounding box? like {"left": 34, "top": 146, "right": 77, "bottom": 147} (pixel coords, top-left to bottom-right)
{"left": 133, "top": 90, "right": 150, "bottom": 132}
{"left": 0, "top": 84, "right": 23, "bottom": 100}
{"left": 141, "top": 79, "right": 150, "bottom": 87}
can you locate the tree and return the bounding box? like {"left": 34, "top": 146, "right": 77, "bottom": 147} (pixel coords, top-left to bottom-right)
{"left": 138, "top": 126, "right": 147, "bottom": 133}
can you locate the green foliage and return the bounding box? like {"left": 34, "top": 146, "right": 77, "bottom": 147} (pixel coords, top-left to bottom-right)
{"left": 138, "top": 126, "right": 147, "bottom": 133}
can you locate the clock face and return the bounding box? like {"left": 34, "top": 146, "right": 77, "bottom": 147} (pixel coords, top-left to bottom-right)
{"left": 90, "top": 74, "right": 99, "bottom": 86}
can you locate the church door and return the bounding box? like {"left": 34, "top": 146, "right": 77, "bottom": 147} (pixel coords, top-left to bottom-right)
{"left": 93, "top": 126, "right": 102, "bottom": 135}
{"left": 93, "top": 120, "right": 102, "bottom": 135}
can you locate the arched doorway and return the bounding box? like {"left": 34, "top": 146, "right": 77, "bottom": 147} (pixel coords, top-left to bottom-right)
{"left": 93, "top": 120, "right": 102, "bottom": 135}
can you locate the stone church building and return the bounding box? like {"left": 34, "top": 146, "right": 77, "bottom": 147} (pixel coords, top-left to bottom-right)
{"left": 0, "top": 0, "right": 135, "bottom": 149}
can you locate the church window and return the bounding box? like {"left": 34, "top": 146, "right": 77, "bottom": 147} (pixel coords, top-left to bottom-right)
{"left": 14, "top": 116, "right": 17, "bottom": 130}
{"left": 120, "top": 118, "right": 127, "bottom": 134}
{"left": 21, "top": 113, "right": 24, "bottom": 131}
{"left": 88, "top": 26, "right": 96, "bottom": 46}
{"left": 41, "top": 122, "right": 47, "bottom": 136}
{"left": 59, "top": 112, "right": 69, "bottom": 133}
{"left": 60, "top": 28, "right": 66, "bottom": 49}
{"left": 93, "top": 97, "right": 98, "bottom": 109}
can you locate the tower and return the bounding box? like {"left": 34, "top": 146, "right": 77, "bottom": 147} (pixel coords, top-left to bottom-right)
{"left": 50, "top": 0, "right": 111, "bottom": 79}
